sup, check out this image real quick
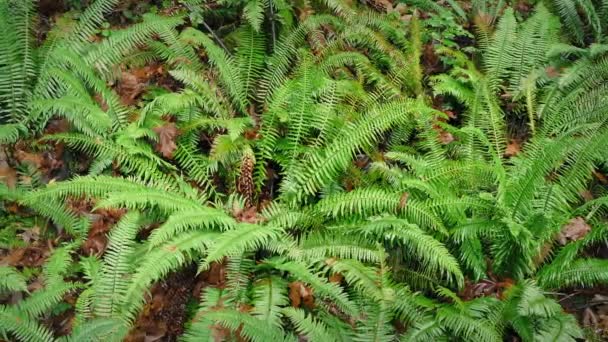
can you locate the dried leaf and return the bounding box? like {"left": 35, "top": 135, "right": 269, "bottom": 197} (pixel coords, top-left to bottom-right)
{"left": 20, "top": 226, "right": 41, "bottom": 244}
{"left": 557, "top": 217, "right": 592, "bottom": 245}
{"left": 14, "top": 150, "right": 43, "bottom": 168}
{"left": 234, "top": 206, "right": 263, "bottom": 224}
{"left": 329, "top": 273, "right": 343, "bottom": 284}
{"left": 205, "top": 261, "right": 227, "bottom": 286}
{"left": 1, "top": 246, "right": 50, "bottom": 267}
{"left": 128, "top": 269, "right": 196, "bottom": 341}
{"left": 438, "top": 130, "right": 454, "bottom": 144}
{"left": 504, "top": 139, "right": 521, "bottom": 157}
{"left": 583, "top": 307, "right": 599, "bottom": 328}
{"left": 593, "top": 170, "right": 608, "bottom": 184}
{"left": 546, "top": 66, "right": 561, "bottom": 78}
{"left": 398, "top": 193, "right": 409, "bottom": 210}
{"left": 288, "top": 281, "right": 314, "bottom": 309}
{"left": 580, "top": 190, "right": 594, "bottom": 202}
{"left": 153, "top": 123, "right": 179, "bottom": 159}
{"left": 533, "top": 242, "right": 553, "bottom": 266}
{"left": 0, "top": 165, "right": 17, "bottom": 189}
{"left": 370, "top": 0, "right": 393, "bottom": 12}
{"left": 118, "top": 71, "right": 145, "bottom": 106}
{"left": 302, "top": 284, "right": 314, "bottom": 309}
{"left": 422, "top": 43, "right": 440, "bottom": 74}
{"left": 289, "top": 282, "right": 302, "bottom": 308}
{"left": 82, "top": 208, "right": 125, "bottom": 256}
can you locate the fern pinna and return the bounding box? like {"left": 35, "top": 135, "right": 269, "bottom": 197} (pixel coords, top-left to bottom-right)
{"left": 1, "top": 0, "right": 608, "bottom": 341}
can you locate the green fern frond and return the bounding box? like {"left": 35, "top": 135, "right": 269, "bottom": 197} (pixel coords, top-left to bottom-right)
{"left": 147, "top": 208, "right": 235, "bottom": 248}
{"left": 267, "top": 258, "right": 358, "bottom": 316}
{"left": 59, "top": 318, "right": 128, "bottom": 342}
{"left": 0, "top": 124, "right": 25, "bottom": 144}
{"left": 0, "top": 307, "right": 54, "bottom": 342}
{"left": 0, "top": 266, "right": 27, "bottom": 293}
{"left": 122, "top": 230, "right": 219, "bottom": 323}
{"left": 85, "top": 14, "right": 184, "bottom": 76}
{"left": 280, "top": 100, "right": 418, "bottom": 202}
{"left": 282, "top": 307, "right": 337, "bottom": 342}
{"left": 251, "top": 276, "right": 288, "bottom": 326}
{"left": 199, "top": 224, "right": 284, "bottom": 272}
{"left": 31, "top": 97, "right": 112, "bottom": 136}
{"left": 540, "top": 258, "right": 608, "bottom": 289}
{"left": 186, "top": 309, "right": 289, "bottom": 342}
{"left": 484, "top": 8, "right": 516, "bottom": 89}
{"left": 94, "top": 211, "right": 142, "bottom": 318}
{"left": 181, "top": 27, "right": 247, "bottom": 113}
{"left": 16, "top": 281, "right": 76, "bottom": 319}
{"left": 236, "top": 25, "right": 266, "bottom": 99}
{"left": 243, "top": 0, "right": 268, "bottom": 32}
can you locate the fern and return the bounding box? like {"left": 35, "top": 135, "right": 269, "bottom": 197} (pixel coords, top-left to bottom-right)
{"left": 2, "top": 1, "right": 607, "bottom": 341}
{"left": 0, "top": 266, "right": 28, "bottom": 293}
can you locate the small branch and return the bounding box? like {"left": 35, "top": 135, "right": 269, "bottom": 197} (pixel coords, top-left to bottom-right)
{"left": 201, "top": 20, "right": 231, "bottom": 55}
{"left": 557, "top": 291, "right": 580, "bottom": 303}
{"left": 269, "top": 2, "right": 276, "bottom": 50}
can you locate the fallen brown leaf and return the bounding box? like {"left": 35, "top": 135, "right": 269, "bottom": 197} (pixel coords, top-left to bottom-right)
{"left": 14, "top": 150, "right": 43, "bottom": 168}
{"left": 546, "top": 66, "right": 561, "bottom": 78}
{"left": 557, "top": 217, "right": 592, "bottom": 245}
{"left": 398, "top": 193, "right": 409, "bottom": 210}
{"left": 593, "top": 170, "right": 608, "bottom": 184}
{"left": 153, "top": 123, "right": 179, "bottom": 159}
{"left": 329, "top": 273, "right": 343, "bottom": 284}
{"left": 233, "top": 206, "right": 263, "bottom": 224}
{"left": 1, "top": 246, "right": 50, "bottom": 267}
{"left": 580, "top": 190, "right": 594, "bottom": 202}
{"left": 438, "top": 130, "right": 454, "bottom": 144}
{"left": 82, "top": 208, "right": 126, "bottom": 256}
{"left": 289, "top": 281, "right": 314, "bottom": 309}
{"left": 505, "top": 139, "right": 522, "bottom": 157}
{"left": 118, "top": 71, "right": 145, "bottom": 106}
{"left": 289, "top": 282, "right": 302, "bottom": 308}
{"left": 0, "top": 165, "right": 17, "bottom": 189}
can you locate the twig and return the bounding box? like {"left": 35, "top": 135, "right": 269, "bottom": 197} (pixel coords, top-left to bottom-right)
{"left": 269, "top": 2, "right": 276, "bottom": 50}
{"left": 201, "top": 19, "right": 231, "bottom": 56}
{"left": 183, "top": 2, "right": 231, "bottom": 55}
{"left": 557, "top": 291, "right": 581, "bottom": 303}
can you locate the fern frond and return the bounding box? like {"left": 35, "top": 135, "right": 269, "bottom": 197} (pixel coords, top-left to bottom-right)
{"left": 148, "top": 208, "right": 235, "bottom": 248}
{"left": 251, "top": 276, "right": 288, "bottom": 327}
{"left": 243, "top": 0, "right": 268, "bottom": 32}
{"left": 181, "top": 27, "right": 247, "bottom": 113}
{"left": 85, "top": 14, "right": 183, "bottom": 76}
{"left": 236, "top": 26, "right": 266, "bottom": 100}
{"left": 94, "top": 211, "right": 142, "bottom": 318}
{"left": 281, "top": 100, "right": 418, "bottom": 202}
{"left": 199, "top": 224, "right": 284, "bottom": 271}
{"left": 122, "top": 231, "right": 219, "bottom": 322}
{"left": 484, "top": 8, "right": 516, "bottom": 89}
{"left": 17, "top": 281, "right": 76, "bottom": 319}
{"left": 267, "top": 258, "right": 358, "bottom": 316}
{"left": 0, "top": 266, "right": 27, "bottom": 293}
{"left": 282, "top": 307, "right": 337, "bottom": 342}
{"left": 60, "top": 318, "right": 128, "bottom": 342}
{"left": 0, "top": 307, "right": 54, "bottom": 342}
{"left": 186, "top": 309, "right": 289, "bottom": 342}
